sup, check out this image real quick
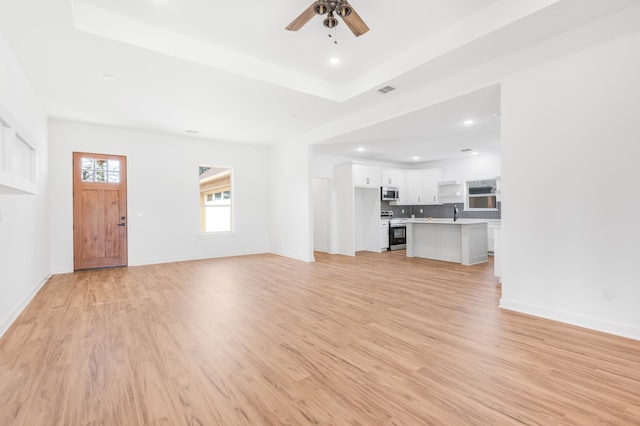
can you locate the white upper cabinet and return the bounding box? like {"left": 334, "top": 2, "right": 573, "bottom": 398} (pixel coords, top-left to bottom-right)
{"left": 405, "top": 168, "right": 443, "bottom": 205}
{"left": 381, "top": 168, "right": 407, "bottom": 204}
{"left": 420, "top": 168, "right": 442, "bottom": 204}
{"left": 353, "top": 164, "right": 381, "bottom": 188}
{"left": 381, "top": 168, "right": 404, "bottom": 187}
{"left": 405, "top": 170, "right": 421, "bottom": 205}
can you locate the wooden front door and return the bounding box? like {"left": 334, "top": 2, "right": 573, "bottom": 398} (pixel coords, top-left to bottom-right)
{"left": 73, "top": 152, "right": 128, "bottom": 270}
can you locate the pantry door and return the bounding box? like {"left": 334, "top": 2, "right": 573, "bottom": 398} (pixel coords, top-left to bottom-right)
{"left": 73, "top": 152, "right": 128, "bottom": 270}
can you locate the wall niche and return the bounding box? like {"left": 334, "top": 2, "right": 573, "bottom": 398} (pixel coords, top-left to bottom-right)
{"left": 0, "top": 103, "right": 38, "bottom": 195}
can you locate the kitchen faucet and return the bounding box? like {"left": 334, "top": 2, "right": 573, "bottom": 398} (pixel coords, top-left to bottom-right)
{"left": 453, "top": 205, "right": 458, "bottom": 222}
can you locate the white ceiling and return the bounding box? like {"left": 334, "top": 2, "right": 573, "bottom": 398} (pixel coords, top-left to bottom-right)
{"left": 313, "top": 84, "right": 501, "bottom": 164}
{"left": 0, "top": 0, "right": 638, "bottom": 161}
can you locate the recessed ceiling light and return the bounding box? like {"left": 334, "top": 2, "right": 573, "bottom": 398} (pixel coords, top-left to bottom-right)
{"left": 463, "top": 119, "right": 475, "bottom": 126}
{"left": 186, "top": 129, "right": 199, "bottom": 134}
{"left": 329, "top": 57, "right": 341, "bottom": 65}
{"left": 412, "top": 156, "right": 420, "bottom": 161}
{"left": 100, "top": 73, "right": 116, "bottom": 80}
{"left": 357, "top": 147, "right": 365, "bottom": 152}
{"left": 471, "top": 152, "right": 479, "bottom": 156}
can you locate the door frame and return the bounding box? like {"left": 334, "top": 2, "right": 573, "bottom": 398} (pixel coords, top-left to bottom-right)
{"left": 72, "top": 152, "right": 128, "bottom": 270}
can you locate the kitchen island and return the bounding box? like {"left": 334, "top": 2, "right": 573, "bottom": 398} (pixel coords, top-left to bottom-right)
{"left": 399, "top": 219, "right": 488, "bottom": 265}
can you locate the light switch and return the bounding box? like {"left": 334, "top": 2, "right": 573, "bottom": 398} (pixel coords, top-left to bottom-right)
{"left": 136, "top": 211, "right": 144, "bottom": 217}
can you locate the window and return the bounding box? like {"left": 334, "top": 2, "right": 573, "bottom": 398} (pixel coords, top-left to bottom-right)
{"left": 466, "top": 178, "right": 498, "bottom": 210}
{"left": 199, "top": 166, "right": 233, "bottom": 232}
{"left": 80, "top": 157, "right": 120, "bottom": 183}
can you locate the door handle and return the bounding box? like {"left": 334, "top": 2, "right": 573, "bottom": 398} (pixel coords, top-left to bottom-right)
{"left": 117, "top": 223, "right": 126, "bottom": 227}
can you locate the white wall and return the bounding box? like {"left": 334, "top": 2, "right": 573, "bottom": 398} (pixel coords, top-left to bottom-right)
{"left": 312, "top": 178, "right": 331, "bottom": 253}
{"left": 268, "top": 142, "right": 313, "bottom": 262}
{"left": 500, "top": 31, "right": 640, "bottom": 340}
{"left": 310, "top": 153, "right": 355, "bottom": 179}
{"left": 48, "top": 120, "right": 270, "bottom": 272}
{"left": 0, "top": 32, "right": 49, "bottom": 337}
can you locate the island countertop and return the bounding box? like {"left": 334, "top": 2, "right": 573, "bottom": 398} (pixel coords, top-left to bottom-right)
{"left": 391, "top": 218, "right": 490, "bottom": 225}
{"left": 403, "top": 219, "right": 489, "bottom": 265}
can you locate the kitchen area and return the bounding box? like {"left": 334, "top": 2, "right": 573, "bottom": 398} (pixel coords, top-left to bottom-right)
{"left": 310, "top": 84, "right": 502, "bottom": 274}
{"left": 312, "top": 152, "right": 502, "bottom": 276}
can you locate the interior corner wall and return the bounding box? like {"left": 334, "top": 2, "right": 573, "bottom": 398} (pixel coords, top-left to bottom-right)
{"left": 268, "top": 141, "right": 313, "bottom": 262}
{"left": 48, "top": 120, "right": 270, "bottom": 273}
{"left": 0, "top": 33, "right": 49, "bottom": 337}
{"left": 500, "top": 31, "right": 640, "bottom": 340}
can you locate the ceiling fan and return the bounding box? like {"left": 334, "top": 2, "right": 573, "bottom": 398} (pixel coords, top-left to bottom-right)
{"left": 286, "top": 1, "right": 370, "bottom": 37}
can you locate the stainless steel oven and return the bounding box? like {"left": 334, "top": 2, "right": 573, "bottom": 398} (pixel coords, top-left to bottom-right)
{"left": 389, "top": 223, "right": 406, "bottom": 250}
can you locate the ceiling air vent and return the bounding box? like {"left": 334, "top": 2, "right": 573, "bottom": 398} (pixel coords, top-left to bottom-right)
{"left": 377, "top": 85, "right": 396, "bottom": 94}
{"left": 461, "top": 148, "right": 473, "bottom": 152}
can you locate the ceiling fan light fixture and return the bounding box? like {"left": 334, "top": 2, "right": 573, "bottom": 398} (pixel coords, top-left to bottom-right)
{"left": 314, "top": 2, "right": 329, "bottom": 15}
{"left": 336, "top": 3, "right": 352, "bottom": 17}
{"left": 323, "top": 12, "right": 338, "bottom": 29}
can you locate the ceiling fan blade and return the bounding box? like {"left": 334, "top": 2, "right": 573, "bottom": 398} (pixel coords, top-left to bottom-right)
{"left": 286, "top": 3, "right": 317, "bottom": 31}
{"left": 342, "top": 4, "right": 369, "bottom": 37}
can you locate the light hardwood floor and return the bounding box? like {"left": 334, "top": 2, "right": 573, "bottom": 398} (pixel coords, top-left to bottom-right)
{"left": 1, "top": 251, "right": 639, "bottom": 425}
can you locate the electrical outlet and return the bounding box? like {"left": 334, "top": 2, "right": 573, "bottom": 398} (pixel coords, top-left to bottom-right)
{"left": 401, "top": 209, "right": 405, "bottom": 214}
{"left": 420, "top": 208, "right": 424, "bottom": 213}
{"left": 602, "top": 287, "right": 613, "bottom": 301}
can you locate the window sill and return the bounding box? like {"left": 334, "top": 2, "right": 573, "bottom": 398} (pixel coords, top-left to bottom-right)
{"left": 197, "top": 231, "right": 236, "bottom": 239}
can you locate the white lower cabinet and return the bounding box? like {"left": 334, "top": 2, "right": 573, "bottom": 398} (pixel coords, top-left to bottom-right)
{"left": 487, "top": 221, "right": 501, "bottom": 253}
{"left": 494, "top": 228, "right": 502, "bottom": 281}
{"left": 380, "top": 221, "right": 389, "bottom": 250}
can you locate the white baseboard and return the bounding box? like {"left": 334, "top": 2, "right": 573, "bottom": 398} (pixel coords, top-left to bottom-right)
{"left": 0, "top": 271, "right": 51, "bottom": 339}
{"left": 51, "top": 266, "right": 73, "bottom": 274}
{"left": 268, "top": 249, "right": 314, "bottom": 263}
{"left": 130, "top": 250, "right": 271, "bottom": 267}
{"left": 52, "top": 249, "right": 310, "bottom": 273}
{"left": 500, "top": 298, "right": 640, "bottom": 341}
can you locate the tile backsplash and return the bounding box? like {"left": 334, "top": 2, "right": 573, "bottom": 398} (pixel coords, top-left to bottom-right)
{"left": 382, "top": 201, "right": 501, "bottom": 220}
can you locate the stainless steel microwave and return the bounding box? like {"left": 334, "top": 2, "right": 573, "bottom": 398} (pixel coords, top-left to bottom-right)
{"left": 381, "top": 186, "right": 400, "bottom": 201}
